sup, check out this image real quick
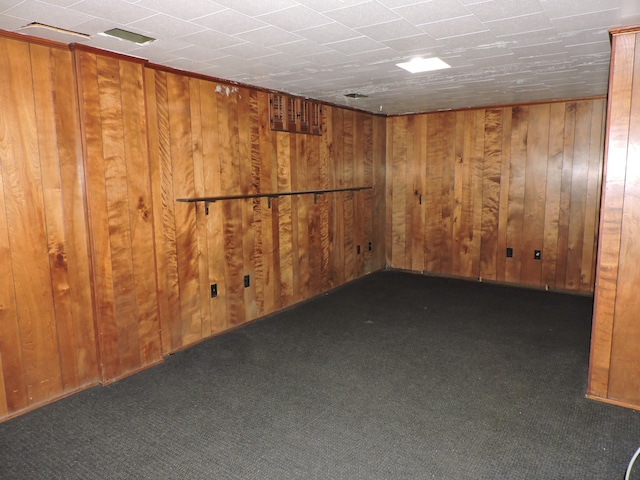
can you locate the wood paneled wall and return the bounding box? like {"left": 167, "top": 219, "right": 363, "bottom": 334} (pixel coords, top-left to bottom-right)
{"left": 588, "top": 27, "right": 640, "bottom": 409}
{"left": 0, "top": 36, "right": 99, "bottom": 418}
{"left": 0, "top": 29, "right": 619, "bottom": 420}
{"left": 385, "top": 100, "right": 605, "bottom": 293}
{"left": 0, "top": 31, "right": 386, "bottom": 420}
{"left": 144, "top": 67, "right": 386, "bottom": 354}
{"left": 74, "top": 48, "right": 163, "bottom": 383}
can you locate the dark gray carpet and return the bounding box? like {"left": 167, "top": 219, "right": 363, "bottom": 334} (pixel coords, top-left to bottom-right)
{"left": 1, "top": 270, "right": 639, "bottom": 479}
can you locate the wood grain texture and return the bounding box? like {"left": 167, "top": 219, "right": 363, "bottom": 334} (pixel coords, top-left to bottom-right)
{"left": 189, "top": 78, "right": 212, "bottom": 338}
{"left": 143, "top": 66, "right": 384, "bottom": 359}
{"left": 119, "top": 60, "right": 161, "bottom": 367}
{"left": 200, "top": 80, "right": 228, "bottom": 335}
{"left": 470, "top": 110, "right": 485, "bottom": 278}
{"left": 425, "top": 114, "right": 445, "bottom": 273}
{"left": 372, "top": 115, "right": 386, "bottom": 272}
{"left": 541, "top": 103, "right": 566, "bottom": 288}
{"left": 495, "top": 108, "right": 512, "bottom": 282}
{"left": 76, "top": 50, "right": 161, "bottom": 383}
{"left": 521, "top": 104, "right": 549, "bottom": 286}
{"left": 0, "top": 37, "right": 98, "bottom": 418}
{"left": 589, "top": 29, "right": 640, "bottom": 407}
{"left": 386, "top": 99, "right": 604, "bottom": 293}
{"left": 168, "top": 72, "right": 201, "bottom": 345}
{"left": 390, "top": 116, "right": 408, "bottom": 269}
{"left": 607, "top": 34, "right": 640, "bottom": 404}
{"left": 480, "top": 109, "right": 502, "bottom": 280}
{"left": 0, "top": 34, "right": 379, "bottom": 421}
{"left": 148, "top": 70, "right": 182, "bottom": 352}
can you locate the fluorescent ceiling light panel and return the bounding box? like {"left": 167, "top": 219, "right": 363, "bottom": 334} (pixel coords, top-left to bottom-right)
{"left": 396, "top": 57, "right": 451, "bottom": 73}
{"left": 100, "top": 28, "right": 155, "bottom": 45}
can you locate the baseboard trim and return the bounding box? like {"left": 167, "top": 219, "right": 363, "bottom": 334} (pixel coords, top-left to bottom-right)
{"left": 0, "top": 380, "right": 101, "bottom": 424}
{"left": 585, "top": 393, "right": 640, "bottom": 411}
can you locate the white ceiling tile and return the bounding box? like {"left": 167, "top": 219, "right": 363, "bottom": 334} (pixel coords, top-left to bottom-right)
{"left": 484, "top": 12, "right": 553, "bottom": 37}
{"left": 303, "top": 50, "right": 351, "bottom": 65}
{"left": 324, "top": 1, "right": 400, "bottom": 29}
{"left": 419, "top": 15, "right": 487, "bottom": 39}
{"left": 0, "top": 0, "right": 15, "bottom": 13}
{"left": 256, "top": 5, "right": 332, "bottom": 31}
{"left": 192, "top": 9, "right": 268, "bottom": 34}
{"left": 0, "top": 0, "right": 638, "bottom": 115}
{"left": 273, "top": 38, "right": 333, "bottom": 56}
{"left": 551, "top": 9, "right": 621, "bottom": 32}
{"left": 503, "top": 28, "right": 563, "bottom": 45}
{"left": 38, "top": 0, "right": 79, "bottom": 6}
{"left": 541, "top": 0, "right": 616, "bottom": 19}
{"left": 296, "top": 21, "right": 361, "bottom": 44}
{"left": 235, "top": 26, "right": 303, "bottom": 47}
{"left": 4, "top": 0, "right": 95, "bottom": 30}
{"left": 383, "top": 32, "right": 440, "bottom": 52}
{"left": 512, "top": 40, "right": 567, "bottom": 58}
{"left": 356, "top": 19, "right": 424, "bottom": 41}
{"left": 468, "top": 53, "right": 517, "bottom": 66}
{"left": 0, "top": 14, "right": 28, "bottom": 30}
{"left": 165, "top": 44, "right": 227, "bottom": 62}
{"left": 69, "top": 0, "right": 156, "bottom": 25}
{"left": 128, "top": 38, "right": 192, "bottom": 57}
{"left": 326, "top": 35, "right": 387, "bottom": 54}
{"left": 213, "top": 0, "right": 297, "bottom": 16}
{"left": 557, "top": 28, "right": 609, "bottom": 44}
{"left": 377, "top": 0, "right": 430, "bottom": 7}
{"left": 217, "top": 43, "right": 280, "bottom": 60}
{"left": 70, "top": 17, "right": 128, "bottom": 35}
{"left": 565, "top": 41, "right": 610, "bottom": 55}
{"left": 438, "top": 29, "right": 497, "bottom": 48}
{"left": 350, "top": 46, "right": 403, "bottom": 62}
{"left": 299, "top": 0, "right": 370, "bottom": 13}
{"left": 177, "top": 28, "right": 245, "bottom": 49}
{"left": 127, "top": 14, "right": 206, "bottom": 39}
{"left": 466, "top": 0, "right": 544, "bottom": 22}
{"left": 135, "top": 0, "right": 225, "bottom": 21}
{"left": 393, "top": 0, "right": 471, "bottom": 25}
{"left": 257, "top": 51, "right": 315, "bottom": 68}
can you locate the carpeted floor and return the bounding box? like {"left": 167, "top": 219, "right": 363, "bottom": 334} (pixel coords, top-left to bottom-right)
{"left": 1, "top": 270, "right": 639, "bottom": 479}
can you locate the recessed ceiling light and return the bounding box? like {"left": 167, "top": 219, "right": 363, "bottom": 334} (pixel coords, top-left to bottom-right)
{"left": 344, "top": 93, "right": 368, "bottom": 99}
{"left": 396, "top": 57, "right": 451, "bottom": 74}
{"left": 99, "top": 28, "right": 155, "bottom": 46}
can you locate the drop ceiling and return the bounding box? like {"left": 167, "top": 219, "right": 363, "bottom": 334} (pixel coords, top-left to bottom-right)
{"left": 2, "top": 0, "right": 640, "bottom": 115}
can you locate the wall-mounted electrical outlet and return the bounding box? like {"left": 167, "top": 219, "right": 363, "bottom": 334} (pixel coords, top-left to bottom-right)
{"left": 210, "top": 284, "right": 217, "bottom": 298}
{"left": 244, "top": 275, "right": 250, "bottom": 288}
{"left": 534, "top": 250, "right": 541, "bottom": 260}
{"left": 506, "top": 247, "right": 513, "bottom": 258}
{"left": 357, "top": 245, "right": 361, "bottom": 254}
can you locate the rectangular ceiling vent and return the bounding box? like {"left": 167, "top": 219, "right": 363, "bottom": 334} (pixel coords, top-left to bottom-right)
{"left": 99, "top": 28, "right": 155, "bottom": 46}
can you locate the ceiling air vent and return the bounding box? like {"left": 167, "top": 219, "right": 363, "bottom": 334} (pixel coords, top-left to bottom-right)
{"left": 100, "top": 28, "right": 155, "bottom": 46}
{"left": 344, "top": 93, "right": 368, "bottom": 99}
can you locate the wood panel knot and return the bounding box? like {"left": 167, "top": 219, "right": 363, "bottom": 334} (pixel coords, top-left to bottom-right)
{"left": 53, "top": 243, "right": 67, "bottom": 269}
{"left": 137, "top": 196, "right": 150, "bottom": 221}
